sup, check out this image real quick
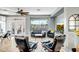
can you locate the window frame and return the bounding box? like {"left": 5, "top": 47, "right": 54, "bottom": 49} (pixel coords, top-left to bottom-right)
{"left": 68, "top": 14, "right": 79, "bottom": 31}
{"left": 30, "top": 18, "right": 48, "bottom": 31}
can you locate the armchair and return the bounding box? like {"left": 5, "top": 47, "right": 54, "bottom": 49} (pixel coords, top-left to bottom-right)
{"left": 15, "top": 36, "right": 37, "bottom": 52}
{"left": 42, "top": 38, "right": 57, "bottom": 52}
{"left": 29, "top": 42, "right": 38, "bottom": 51}
{"left": 15, "top": 38, "right": 30, "bottom": 52}
{"left": 47, "top": 30, "right": 54, "bottom": 38}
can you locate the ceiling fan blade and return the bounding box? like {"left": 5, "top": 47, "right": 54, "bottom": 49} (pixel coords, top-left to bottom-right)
{"left": 0, "top": 8, "right": 17, "bottom": 13}
{"left": 16, "top": 8, "right": 29, "bottom": 15}
{"left": 20, "top": 12, "right": 29, "bottom": 15}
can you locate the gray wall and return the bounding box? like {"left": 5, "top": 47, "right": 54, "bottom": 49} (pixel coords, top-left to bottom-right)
{"left": 54, "top": 13, "right": 64, "bottom": 31}
{"left": 50, "top": 8, "right": 64, "bottom": 32}
{"left": 48, "top": 17, "right": 55, "bottom": 30}
{"left": 64, "top": 7, "right": 79, "bottom": 52}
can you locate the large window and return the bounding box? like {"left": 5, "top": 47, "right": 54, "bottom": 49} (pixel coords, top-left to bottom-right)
{"left": 0, "top": 16, "right": 6, "bottom": 34}
{"left": 31, "top": 18, "right": 48, "bottom": 31}
{"left": 69, "top": 14, "right": 79, "bottom": 31}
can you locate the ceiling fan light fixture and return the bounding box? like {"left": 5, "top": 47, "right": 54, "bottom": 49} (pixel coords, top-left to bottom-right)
{"left": 16, "top": 8, "right": 29, "bottom": 16}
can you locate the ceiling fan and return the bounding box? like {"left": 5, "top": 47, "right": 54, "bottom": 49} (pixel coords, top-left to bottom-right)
{"left": 16, "top": 8, "right": 29, "bottom": 15}
{"left": 0, "top": 8, "right": 29, "bottom": 15}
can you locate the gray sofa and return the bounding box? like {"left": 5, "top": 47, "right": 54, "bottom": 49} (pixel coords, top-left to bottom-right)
{"left": 31, "top": 30, "right": 46, "bottom": 37}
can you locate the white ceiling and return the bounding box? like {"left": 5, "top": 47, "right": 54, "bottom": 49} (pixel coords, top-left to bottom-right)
{"left": 0, "top": 7, "right": 60, "bottom": 15}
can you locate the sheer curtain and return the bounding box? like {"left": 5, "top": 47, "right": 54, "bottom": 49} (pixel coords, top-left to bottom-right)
{"left": 0, "top": 16, "right": 6, "bottom": 34}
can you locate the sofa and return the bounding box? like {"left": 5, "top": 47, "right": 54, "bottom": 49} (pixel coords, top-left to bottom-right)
{"left": 31, "top": 30, "right": 46, "bottom": 37}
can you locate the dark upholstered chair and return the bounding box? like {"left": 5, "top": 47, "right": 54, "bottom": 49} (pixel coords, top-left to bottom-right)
{"left": 15, "top": 36, "right": 37, "bottom": 52}
{"left": 41, "top": 40, "right": 50, "bottom": 44}
{"left": 29, "top": 42, "right": 37, "bottom": 49}
{"left": 47, "top": 31, "right": 54, "bottom": 38}
{"left": 42, "top": 38, "right": 57, "bottom": 52}
{"left": 72, "top": 48, "right": 76, "bottom": 52}
{"left": 3, "top": 31, "right": 11, "bottom": 38}
{"left": 15, "top": 38, "right": 30, "bottom": 52}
